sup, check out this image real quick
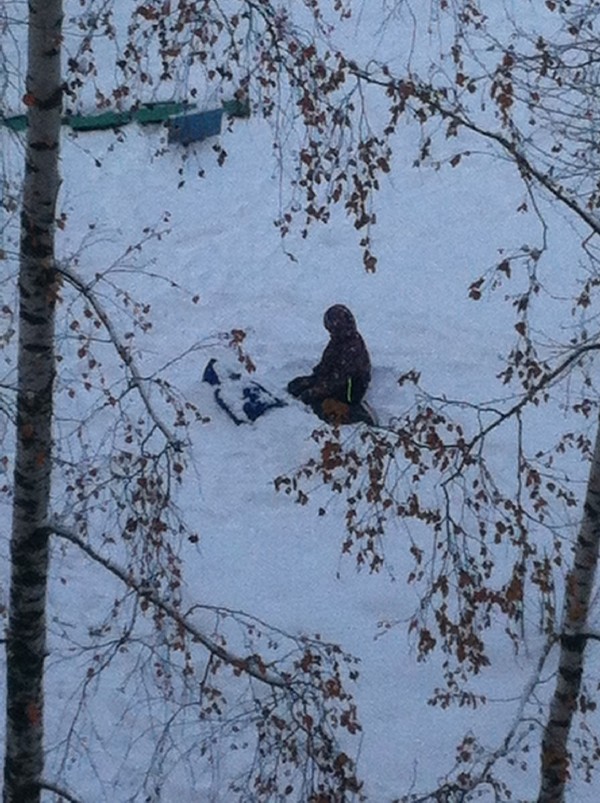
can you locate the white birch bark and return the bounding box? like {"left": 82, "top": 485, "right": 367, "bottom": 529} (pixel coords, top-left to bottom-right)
{"left": 3, "top": 2, "right": 62, "bottom": 800}
{"left": 538, "top": 415, "right": 600, "bottom": 802}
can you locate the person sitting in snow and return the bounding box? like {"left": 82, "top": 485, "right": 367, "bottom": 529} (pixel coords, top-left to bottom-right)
{"left": 287, "top": 304, "right": 374, "bottom": 425}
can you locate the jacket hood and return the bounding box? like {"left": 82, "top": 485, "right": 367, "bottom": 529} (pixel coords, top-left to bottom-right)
{"left": 323, "top": 304, "right": 357, "bottom": 336}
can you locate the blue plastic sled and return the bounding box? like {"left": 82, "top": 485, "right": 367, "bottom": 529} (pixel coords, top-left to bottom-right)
{"left": 202, "top": 358, "right": 286, "bottom": 425}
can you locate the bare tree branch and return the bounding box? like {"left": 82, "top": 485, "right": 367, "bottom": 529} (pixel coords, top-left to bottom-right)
{"left": 57, "top": 265, "right": 179, "bottom": 449}
{"left": 351, "top": 69, "right": 600, "bottom": 237}
{"left": 443, "top": 341, "right": 600, "bottom": 485}
{"left": 403, "top": 637, "right": 555, "bottom": 802}
{"left": 425, "top": 99, "right": 600, "bottom": 237}
{"left": 49, "top": 519, "right": 291, "bottom": 689}
{"left": 38, "top": 780, "right": 82, "bottom": 803}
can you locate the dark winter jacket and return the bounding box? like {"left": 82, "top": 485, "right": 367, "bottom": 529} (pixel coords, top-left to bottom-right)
{"left": 288, "top": 305, "right": 371, "bottom": 406}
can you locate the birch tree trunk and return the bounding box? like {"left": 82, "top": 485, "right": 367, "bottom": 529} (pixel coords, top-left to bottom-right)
{"left": 3, "top": 1, "right": 62, "bottom": 800}
{"left": 538, "top": 415, "right": 600, "bottom": 802}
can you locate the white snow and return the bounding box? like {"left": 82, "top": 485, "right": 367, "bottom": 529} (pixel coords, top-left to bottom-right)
{"left": 2, "top": 2, "right": 600, "bottom": 801}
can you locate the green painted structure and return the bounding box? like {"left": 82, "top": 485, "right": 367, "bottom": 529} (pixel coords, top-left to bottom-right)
{"left": 1, "top": 98, "right": 249, "bottom": 136}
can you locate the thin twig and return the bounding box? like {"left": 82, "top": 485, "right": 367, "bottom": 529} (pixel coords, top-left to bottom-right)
{"left": 39, "top": 780, "right": 83, "bottom": 803}
{"left": 405, "top": 637, "right": 556, "bottom": 801}
{"left": 57, "top": 265, "right": 179, "bottom": 448}
{"left": 50, "top": 519, "right": 291, "bottom": 689}
{"left": 440, "top": 341, "right": 600, "bottom": 487}
{"left": 351, "top": 69, "right": 600, "bottom": 236}
{"left": 472, "top": 343, "right": 600, "bottom": 444}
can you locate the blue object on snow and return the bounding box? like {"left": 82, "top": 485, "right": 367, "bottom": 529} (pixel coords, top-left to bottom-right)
{"left": 214, "top": 389, "right": 245, "bottom": 425}
{"left": 202, "top": 358, "right": 220, "bottom": 386}
{"left": 202, "top": 358, "right": 286, "bottom": 425}
{"left": 168, "top": 109, "right": 223, "bottom": 145}
{"left": 242, "top": 382, "right": 286, "bottom": 422}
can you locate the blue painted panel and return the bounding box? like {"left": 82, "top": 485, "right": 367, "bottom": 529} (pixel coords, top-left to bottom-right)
{"left": 167, "top": 109, "right": 223, "bottom": 145}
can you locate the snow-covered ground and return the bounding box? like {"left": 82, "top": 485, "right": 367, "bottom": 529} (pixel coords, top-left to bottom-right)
{"left": 2, "top": 2, "right": 600, "bottom": 801}
{"left": 23, "top": 119, "right": 579, "bottom": 800}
